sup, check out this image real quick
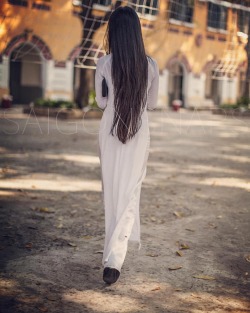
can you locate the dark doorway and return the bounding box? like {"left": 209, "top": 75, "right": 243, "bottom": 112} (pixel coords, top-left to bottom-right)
{"left": 9, "top": 43, "right": 43, "bottom": 104}
{"left": 205, "top": 69, "right": 221, "bottom": 105}
{"left": 168, "top": 62, "right": 185, "bottom": 107}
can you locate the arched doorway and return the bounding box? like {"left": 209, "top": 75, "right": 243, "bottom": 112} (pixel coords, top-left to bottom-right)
{"left": 168, "top": 62, "right": 185, "bottom": 107}
{"left": 9, "top": 43, "right": 44, "bottom": 104}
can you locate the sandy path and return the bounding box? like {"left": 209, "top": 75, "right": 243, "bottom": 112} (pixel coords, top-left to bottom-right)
{"left": 0, "top": 107, "right": 249, "bottom": 312}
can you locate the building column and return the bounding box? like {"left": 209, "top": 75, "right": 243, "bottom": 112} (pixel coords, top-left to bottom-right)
{"left": 185, "top": 72, "right": 206, "bottom": 108}
{"left": 0, "top": 56, "right": 10, "bottom": 98}
{"left": 158, "top": 69, "right": 168, "bottom": 108}
{"left": 221, "top": 77, "right": 238, "bottom": 104}
{"left": 44, "top": 60, "right": 74, "bottom": 101}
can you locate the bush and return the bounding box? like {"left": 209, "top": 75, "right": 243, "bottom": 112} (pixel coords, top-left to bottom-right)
{"left": 220, "top": 97, "right": 250, "bottom": 109}
{"left": 220, "top": 103, "right": 239, "bottom": 109}
{"left": 34, "top": 98, "right": 76, "bottom": 109}
{"left": 88, "top": 90, "right": 98, "bottom": 109}
{"left": 236, "top": 96, "right": 250, "bottom": 107}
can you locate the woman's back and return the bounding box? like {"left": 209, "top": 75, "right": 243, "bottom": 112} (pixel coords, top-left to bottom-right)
{"left": 95, "top": 54, "right": 159, "bottom": 114}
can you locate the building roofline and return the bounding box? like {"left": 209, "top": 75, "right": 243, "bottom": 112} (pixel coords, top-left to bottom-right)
{"left": 199, "top": 0, "right": 250, "bottom": 12}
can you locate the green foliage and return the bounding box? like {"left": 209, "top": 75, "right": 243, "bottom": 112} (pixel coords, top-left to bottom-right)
{"left": 34, "top": 98, "right": 76, "bottom": 109}
{"left": 88, "top": 90, "right": 98, "bottom": 108}
{"left": 236, "top": 96, "right": 250, "bottom": 107}
{"left": 220, "top": 103, "right": 239, "bottom": 109}
{"left": 220, "top": 97, "right": 250, "bottom": 109}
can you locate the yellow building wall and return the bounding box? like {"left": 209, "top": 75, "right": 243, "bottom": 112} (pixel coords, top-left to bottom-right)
{"left": 0, "top": 0, "right": 248, "bottom": 104}
{"left": 92, "top": 0, "right": 247, "bottom": 75}
{"left": 0, "top": 0, "right": 82, "bottom": 61}
{"left": 0, "top": 0, "right": 82, "bottom": 100}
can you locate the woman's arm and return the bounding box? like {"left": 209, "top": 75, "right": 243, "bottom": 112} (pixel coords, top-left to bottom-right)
{"left": 147, "top": 59, "right": 159, "bottom": 111}
{"left": 95, "top": 57, "right": 108, "bottom": 110}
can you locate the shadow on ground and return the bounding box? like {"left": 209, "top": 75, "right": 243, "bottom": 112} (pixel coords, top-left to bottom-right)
{"left": 0, "top": 107, "right": 250, "bottom": 312}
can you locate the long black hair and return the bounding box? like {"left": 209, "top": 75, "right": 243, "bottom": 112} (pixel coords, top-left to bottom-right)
{"left": 103, "top": 6, "right": 150, "bottom": 144}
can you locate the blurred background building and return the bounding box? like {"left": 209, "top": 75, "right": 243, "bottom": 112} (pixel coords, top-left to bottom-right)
{"left": 0, "top": 0, "right": 249, "bottom": 108}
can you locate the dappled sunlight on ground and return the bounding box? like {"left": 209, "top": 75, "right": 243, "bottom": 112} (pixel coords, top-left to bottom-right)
{"left": 63, "top": 289, "right": 140, "bottom": 312}
{"left": 197, "top": 177, "right": 250, "bottom": 191}
{"left": 215, "top": 154, "right": 250, "bottom": 164}
{"left": 43, "top": 154, "right": 100, "bottom": 165}
{"left": 0, "top": 108, "right": 249, "bottom": 312}
{"left": 0, "top": 177, "right": 101, "bottom": 192}
{"left": 0, "top": 190, "right": 17, "bottom": 197}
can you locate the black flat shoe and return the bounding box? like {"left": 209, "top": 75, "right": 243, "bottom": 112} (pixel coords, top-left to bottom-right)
{"left": 103, "top": 267, "right": 120, "bottom": 284}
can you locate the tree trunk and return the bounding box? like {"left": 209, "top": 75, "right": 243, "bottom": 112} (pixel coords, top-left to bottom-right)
{"left": 75, "top": 66, "right": 94, "bottom": 109}
{"left": 74, "top": 1, "right": 113, "bottom": 109}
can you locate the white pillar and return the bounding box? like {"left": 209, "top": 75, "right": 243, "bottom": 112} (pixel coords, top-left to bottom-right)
{"left": 185, "top": 72, "right": 205, "bottom": 108}
{"left": 44, "top": 60, "right": 74, "bottom": 101}
{"left": 158, "top": 69, "right": 168, "bottom": 108}
{"left": 0, "top": 56, "right": 9, "bottom": 89}
{"left": 221, "top": 77, "right": 238, "bottom": 104}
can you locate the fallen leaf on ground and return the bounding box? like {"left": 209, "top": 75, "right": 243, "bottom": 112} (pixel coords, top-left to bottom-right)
{"left": 146, "top": 253, "right": 159, "bottom": 257}
{"left": 176, "top": 250, "right": 183, "bottom": 257}
{"left": 173, "top": 211, "right": 184, "bottom": 218}
{"left": 185, "top": 228, "right": 195, "bottom": 232}
{"left": 193, "top": 274, "right": 216, "bottom": 280}
{"left": 25, "top": 243, "right": 33, "bottom": 249}
{"left": 208, "top": 222, "right": 217, "bottom": 228}
{"left": 37, "top": 207, "right": 55, "bottom": 213}
{"left": 151, "top": 286, "right": 161, "bottom": 291}
{"left": 245, "top": 255, "right": 250, "bottom": 263}
{"left": 168, "top": 265, "right": 182, "bottom": 270}
{"left": 67, "top": 242, "right": 77, "bottom": 247}
{"left": 179, "top": 243, "right": 190, "bottom": 250}
{"left": 82, "top": 235, "right": 92, "bottom": 239}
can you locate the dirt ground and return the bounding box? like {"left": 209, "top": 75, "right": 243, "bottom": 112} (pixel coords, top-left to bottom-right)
{"left": 0, "top": 106, "right": 250, "bottom": 313}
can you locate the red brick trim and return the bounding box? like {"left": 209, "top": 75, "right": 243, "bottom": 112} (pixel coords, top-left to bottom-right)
{"left": 166, "top": 52, "right": 192, "bottom": 73}
{"left": 1, "top": 33, "right": 53, "bottom": 60}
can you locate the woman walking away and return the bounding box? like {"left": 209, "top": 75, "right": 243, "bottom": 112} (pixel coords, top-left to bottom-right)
{"left": 95, "top": 5, "right": 159, "bottom": 285}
